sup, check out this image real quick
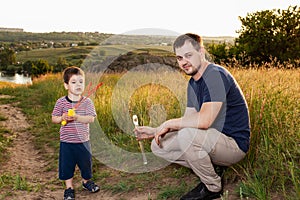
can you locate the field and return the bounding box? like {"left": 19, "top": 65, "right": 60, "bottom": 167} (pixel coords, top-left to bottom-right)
{"left": 16, "top": 45, "right": 175, "bottom": 66}
{"left": 0, "top": 64, "right": 299, "bottom": 199}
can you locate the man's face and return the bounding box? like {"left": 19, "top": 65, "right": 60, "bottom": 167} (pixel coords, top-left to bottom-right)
{"left": 175, "top": 41, "right": 202, "bottom": 76}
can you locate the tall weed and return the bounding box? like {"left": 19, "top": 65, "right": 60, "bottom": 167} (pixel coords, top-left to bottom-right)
{"left": 0, "top": 67, "right": 299, "bottom": 199}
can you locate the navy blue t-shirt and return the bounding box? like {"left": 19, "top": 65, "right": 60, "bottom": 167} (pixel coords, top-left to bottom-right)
{"left": 187, "top": 64, "right": 250, "bottom": 153}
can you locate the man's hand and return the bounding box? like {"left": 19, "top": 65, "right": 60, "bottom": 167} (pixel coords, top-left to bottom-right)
{"left": 134, "top": 122, "right": 173, "bottom": 146}
{"left": 154, "top": 126, "right": 170, "bottom": 146}
{"left": 134, "top": 126, "right": 156, "bottom": 140}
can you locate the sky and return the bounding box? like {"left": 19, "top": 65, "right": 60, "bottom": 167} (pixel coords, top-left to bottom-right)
{"left": 1, "top": 0, "right": 299, "bottom": 37}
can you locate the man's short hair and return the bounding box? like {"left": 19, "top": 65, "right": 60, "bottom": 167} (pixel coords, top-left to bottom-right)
{"left": 173, "top": 33, "right": 204, "bottom": 52}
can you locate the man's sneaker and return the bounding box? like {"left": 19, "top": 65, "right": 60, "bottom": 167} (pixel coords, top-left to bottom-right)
{"left": 82, "top": 180, "right": 100, "bottom": 193}
{"left": 64, "top": 188, "right": 75, "bottom": 200}
{"left": 180, "top": 182, "right": 205, "bottom": 200}
{"left": 180, "top": 182, "right": 222, "bottom": 200}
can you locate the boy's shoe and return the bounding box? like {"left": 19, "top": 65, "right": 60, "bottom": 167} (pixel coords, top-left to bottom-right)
{"left": 82, "top": 180, "right": 100, "bottom": 193}
{"left": 64, "top": 188, "right": 75, "bottom": 200}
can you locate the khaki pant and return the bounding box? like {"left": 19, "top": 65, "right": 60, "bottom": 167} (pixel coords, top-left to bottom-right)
{"left": 151, "top": 128, "right": 246, "bottom": 192}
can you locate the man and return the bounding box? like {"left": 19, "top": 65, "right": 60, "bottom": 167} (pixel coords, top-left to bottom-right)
{"left": 135, "top": 33, "right": 250, "bottom": 200}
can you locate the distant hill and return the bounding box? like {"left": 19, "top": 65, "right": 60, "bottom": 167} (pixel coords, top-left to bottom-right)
{"left": 0, "top": 31, "right": 235, "bottom": 45}
{"left": 84, "top": 50, "right": 179, "bottom": 73}
{"left": 0, "top": 27, "right": 23, "bottom": 32}
{"left": 0, "top": 31, "right": 112, "bottom": 43}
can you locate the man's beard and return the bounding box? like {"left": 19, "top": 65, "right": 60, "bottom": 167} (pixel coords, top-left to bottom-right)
{"left": 185, "top": 65, "right": 200, "bottom": 76}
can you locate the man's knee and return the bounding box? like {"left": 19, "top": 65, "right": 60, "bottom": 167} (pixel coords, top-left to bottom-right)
{"left": 177, "top": 128, "right": 201, "bottom": 148}
{"left": 177, "top": 128, "right": 211, "bottom": 161}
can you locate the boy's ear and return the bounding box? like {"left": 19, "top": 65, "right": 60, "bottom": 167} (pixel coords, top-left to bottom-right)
{"left": 64, "top": 82, "right": 69, "bottom": 90}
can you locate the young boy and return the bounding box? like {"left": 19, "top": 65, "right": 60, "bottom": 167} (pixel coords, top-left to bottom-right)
{"left": 52, "top": 66, "right": 100, "bottom": 200}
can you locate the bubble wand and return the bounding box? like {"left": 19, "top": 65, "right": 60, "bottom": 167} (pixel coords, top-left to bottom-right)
{"left": 133, "top": 115, "right": 148, "bottom": 165}
{"left": 61, "top": 82, "right": 103, "bottom": 126}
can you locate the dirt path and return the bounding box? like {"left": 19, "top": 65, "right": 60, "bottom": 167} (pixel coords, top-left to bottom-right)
{"left": 0, "top": 95, "right": 244, "bottom": 200}
{"left": 0, "top": 95, "right": 154, "bottom": 200}
{"left": 0, "top": 96, "right": 58, "bottom": 199}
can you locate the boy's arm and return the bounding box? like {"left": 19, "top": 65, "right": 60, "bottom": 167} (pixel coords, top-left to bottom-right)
{"left": 52, "top": 115, "right": 63, "bottom": 124}
{"left": 74, "top": 115, "right": 95, "bottom": 124}
{"left": 74, "top": 99, "right": 96, "bottom": 124}
{"left": 51, "top": 114, "right": 94, "bottom": 124}
{"left": 52, "top": 98, "right": 64, "bottom": 124}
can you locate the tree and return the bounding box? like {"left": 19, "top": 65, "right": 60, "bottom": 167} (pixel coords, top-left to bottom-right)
{"left": 0, "top": 48, "right": 16, "bottom": 69}
{"left": 54, "top": 57, "right": 69, "bottom": 72}
{"left": 207, "top": 42, "right": 230, "bottom": 64}
{"left": 22, "top": 60, "right": 35, "bottom": 75}
{"left": 236, "top": 6, "right": 299, "bottom": 64}
{"left": 34, "top": 59, "right": 52, "bottom": 75}
{"left": 23, "top": 59, "right": 53, "bottom": 77}
{"left": 276, "top": 6, "right": 300, "bottom": 61}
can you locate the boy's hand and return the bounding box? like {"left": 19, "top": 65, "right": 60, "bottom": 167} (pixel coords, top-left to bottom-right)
{"left": 61, "top": 109, "right": 76, "bottom": 125}
{"left": 62, "top": 112, "right": 75, "bottom": 122}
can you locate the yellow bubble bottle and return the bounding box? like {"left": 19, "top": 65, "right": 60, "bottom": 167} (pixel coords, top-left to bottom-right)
{"left": 61, "top": 108, "right": 75, "bottom": 126}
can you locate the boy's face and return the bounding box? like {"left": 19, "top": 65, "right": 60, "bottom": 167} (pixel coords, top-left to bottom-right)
{"left": 64, "top": 74, "right": 85, "bottom": 96}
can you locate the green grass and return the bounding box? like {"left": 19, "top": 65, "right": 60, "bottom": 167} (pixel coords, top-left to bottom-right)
{"left": 0, "top": 127, "right": 12, "bottom": 164}
{"left": 156, "top": 180, "right": 190, "bottom": 200}
{"left": 230, "top": 67, "right": 300, "bottom": 199}
{"left": 0, "top": 115, "right": 7, "bottom": 122}
{"left": 0, "top": 67, "right": 299, "bottom": 199}
{"left": 0, "top": 173, "right": 35, "bottom": 192}
{"left": 16, "top": 46, "right": 94, "bottom": 65}
{"left": 0, "top": 111, "right": 13, "bottom": 164}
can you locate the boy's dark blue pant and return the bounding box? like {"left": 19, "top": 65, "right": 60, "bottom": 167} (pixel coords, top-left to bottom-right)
{"left": 59, "top": 141, "right": 92, "bottom": 180}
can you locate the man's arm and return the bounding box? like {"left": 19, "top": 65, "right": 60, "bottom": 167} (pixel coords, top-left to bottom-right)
{"left": 154, "top": 102, "right": 223, "bottom": 145}
{"left": 166, "top": 102, "right": 222, "bottom": 130}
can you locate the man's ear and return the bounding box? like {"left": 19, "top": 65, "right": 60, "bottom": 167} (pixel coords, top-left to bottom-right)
{"left": 64, "top": 82, "right": 69, "bottom": 90}
{"left": 199, "top": 46, "right": 206, "bottom": 58}
{"left": 200, "top": 46, "right": 205, "bottom": 54}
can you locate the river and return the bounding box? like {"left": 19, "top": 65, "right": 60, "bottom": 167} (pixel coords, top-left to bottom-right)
{"left": 0, "top": 72, "right": 32, "bottom": 84}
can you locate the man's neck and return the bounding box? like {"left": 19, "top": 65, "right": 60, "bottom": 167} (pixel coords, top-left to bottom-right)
{"left": 192, "top": 61, "right": 210, "bottom": 81}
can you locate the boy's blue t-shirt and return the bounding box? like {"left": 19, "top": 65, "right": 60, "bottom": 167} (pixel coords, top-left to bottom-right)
{"left": 187, "top": 64, "right": 250, "bottom": 153}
